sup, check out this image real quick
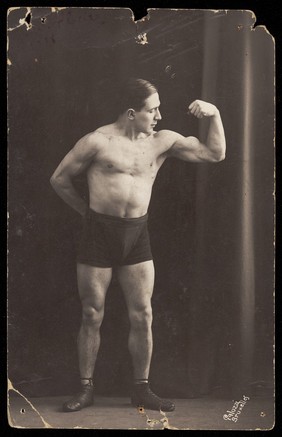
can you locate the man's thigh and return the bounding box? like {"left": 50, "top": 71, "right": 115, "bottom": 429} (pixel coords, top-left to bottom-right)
{"left": 117, "top": 260, "right": 155, "bottom": 308}
{"left": 77, "top": 263, "right": 112, "bottom": 309}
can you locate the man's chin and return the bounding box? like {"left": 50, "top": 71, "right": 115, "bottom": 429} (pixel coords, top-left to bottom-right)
{"left": 142, "top": 128, "right": 153, "bottom": 134}
{"left": 140, "top": 126, "right": 155, "bottom": 135}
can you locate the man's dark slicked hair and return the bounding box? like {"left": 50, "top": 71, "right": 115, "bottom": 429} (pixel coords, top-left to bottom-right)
{"left": 117, "top": 78, "right": 158, "bottom": 115}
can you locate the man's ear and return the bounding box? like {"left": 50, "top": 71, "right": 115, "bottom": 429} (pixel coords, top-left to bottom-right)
{"left": 127, "top": 109, "right": 135, "bottom": 120}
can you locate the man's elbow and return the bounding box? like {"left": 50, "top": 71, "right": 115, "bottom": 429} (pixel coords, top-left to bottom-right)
{"left": 50, "top": 172, "right": 63, "bottom": 189}
{"left": 50, "top": 173, "right": 57, "bottom": 187}
{"left": 215, "top": 151, "right": 226, "bottom": 162}
{"left": 211, "top": 147, "right": 226, "bottom": 162}
{"left": 50, "top": 172, "right": 71, "bottom": 191}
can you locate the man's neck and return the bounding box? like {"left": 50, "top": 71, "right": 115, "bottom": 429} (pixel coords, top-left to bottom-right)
{"left": 115, "top": 118, "right": 146, "bottom": 141}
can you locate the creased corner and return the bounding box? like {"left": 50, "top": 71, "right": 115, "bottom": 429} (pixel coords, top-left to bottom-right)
{"left": 8, "top": 379, "right": 52, "bottom": 428}
{"left": 7, "top": 7, "right": 32, "bottom": 32}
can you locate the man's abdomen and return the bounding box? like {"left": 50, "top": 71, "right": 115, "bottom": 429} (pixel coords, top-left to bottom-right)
{"left": 87, "top": 173, "right": 153, "bottom": 218}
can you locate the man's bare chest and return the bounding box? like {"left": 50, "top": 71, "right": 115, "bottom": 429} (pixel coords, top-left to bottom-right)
{"left": 94, "top": 140, "right": 160, "bottom": 176}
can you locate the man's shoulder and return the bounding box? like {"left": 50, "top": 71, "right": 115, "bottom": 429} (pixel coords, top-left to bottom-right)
{"left": 79, "top": 128, "right": 110, "bottom": 148}
{"left": 81, "top": 124, "right": 120, "bottom": 146}
{"left": 153, "top": 129, "right": 183, "bottom": 149}
{"left": 155, "top": 129, "right": 182, "bottom": 139}
{"left": 94, "top": 123, "right": 117, "bottom": 137}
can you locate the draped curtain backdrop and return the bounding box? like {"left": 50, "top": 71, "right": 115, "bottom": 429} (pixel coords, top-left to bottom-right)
{"left": 188, "top": 11, "right": 274, "bottom": 398}
{"left": 8, "top": 9, "right": 274, "bottom": 399}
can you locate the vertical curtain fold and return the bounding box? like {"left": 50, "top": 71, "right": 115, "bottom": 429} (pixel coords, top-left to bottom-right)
{"left": 238, "top": 21, "right": 255, "bottom": 390}
{"left": 190, "top": 12, "right": 260, "bottom": 395}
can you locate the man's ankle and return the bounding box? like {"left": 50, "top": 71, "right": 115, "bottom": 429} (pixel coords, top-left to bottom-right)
{"left": 80, "top": 377, "right": 94, "bottom": 387}
{"left": 134, "top": 378, "right": 149, "bottom": 385}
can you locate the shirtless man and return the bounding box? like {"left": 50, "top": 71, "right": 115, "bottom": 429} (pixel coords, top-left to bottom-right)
{"left": 50, "top": 78, "right": 226, "bottom": 413}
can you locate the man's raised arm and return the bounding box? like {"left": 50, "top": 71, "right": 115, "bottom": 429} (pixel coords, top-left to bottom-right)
{"left": 165, "top": 99, "right": 226, "bottom": 163}
{"left": 50, "top": 133, "right": 99, "bottom": 216}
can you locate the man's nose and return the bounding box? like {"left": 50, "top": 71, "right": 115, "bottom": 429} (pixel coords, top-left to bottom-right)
{"left": 155, "top": 109, "right": 162, "bottom": 120}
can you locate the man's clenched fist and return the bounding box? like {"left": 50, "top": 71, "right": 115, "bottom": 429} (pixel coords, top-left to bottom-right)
{"left": 188, "top": 100, "right": 218, "bottom": 118}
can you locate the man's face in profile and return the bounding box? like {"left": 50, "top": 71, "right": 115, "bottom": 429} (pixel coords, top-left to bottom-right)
{"left": 133, "top": 93, "right": 162, "bottom": 134}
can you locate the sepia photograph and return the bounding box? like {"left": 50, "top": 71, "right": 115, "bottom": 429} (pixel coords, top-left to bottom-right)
{"left": 7, "top": 7, "right": 275, "bottom": 430}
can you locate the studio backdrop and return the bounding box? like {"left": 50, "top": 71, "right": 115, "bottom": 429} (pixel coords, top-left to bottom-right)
{"left": 8, "top": 8, "right": 274, "bottom": 399}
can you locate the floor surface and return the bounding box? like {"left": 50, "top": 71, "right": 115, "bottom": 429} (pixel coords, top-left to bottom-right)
{"left": 8, "top": 392, "right": 274, "bottom": 430}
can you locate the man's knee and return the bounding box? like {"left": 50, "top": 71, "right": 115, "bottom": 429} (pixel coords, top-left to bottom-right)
{"left": 129, "top": 306, "right": 153, "bottom": 330}
{"left": 81, "top": 305, "right": 104, "bottom": 328}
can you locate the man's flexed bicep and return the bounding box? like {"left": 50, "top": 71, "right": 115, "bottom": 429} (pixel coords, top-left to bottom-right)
{"left": 168, "top": 134, "right": 218, "bottom": 163}
{"left": 50, "top": 132, "right": 100, "bottom": 216}
{"left": 165, "top": 99, "right": 226, "bottom": 163}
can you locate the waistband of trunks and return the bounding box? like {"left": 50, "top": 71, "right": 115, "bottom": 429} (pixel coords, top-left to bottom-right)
{"left": 87, "top": 208, "right": 148, "bottom": 226}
